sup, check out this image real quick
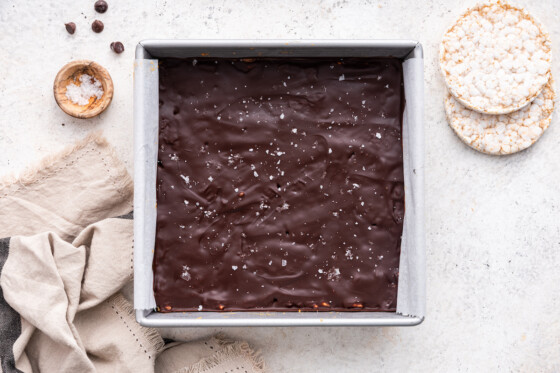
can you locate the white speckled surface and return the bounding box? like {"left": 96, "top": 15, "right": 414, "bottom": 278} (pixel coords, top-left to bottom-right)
{"left": 1, "top": 1, "right": 559, "bottom": 371}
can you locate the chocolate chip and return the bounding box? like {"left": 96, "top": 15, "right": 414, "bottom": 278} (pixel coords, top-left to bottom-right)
{"left": 110, "top": 41, "right": 125, "bottom": 54}
{"left": 65, "top": 22, "right": 76, "bottom": 34}
{"left": 91, "top": 20, "right": 104, "bottom": 33}
{"left": 94, "top": 0, "right": 108, "bottom": 13}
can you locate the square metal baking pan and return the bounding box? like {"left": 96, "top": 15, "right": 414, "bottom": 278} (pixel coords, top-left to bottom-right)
{"left": 134, "top": 39, "right": 425, "bottom": 327}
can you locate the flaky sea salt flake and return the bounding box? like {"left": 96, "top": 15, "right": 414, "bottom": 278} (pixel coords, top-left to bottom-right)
{"left": 180, "top": 265, "right": 191, "bottom": 281}
{"left": 65, "top": 74, "right": 104, "bottom": 106}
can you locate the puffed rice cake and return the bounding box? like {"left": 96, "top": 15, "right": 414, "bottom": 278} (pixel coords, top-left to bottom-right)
{"left": 440, "top": 1, "right": 551, "bottom": 115}
{"left": 445, "top": 78, "right": 555, "bottom": 155}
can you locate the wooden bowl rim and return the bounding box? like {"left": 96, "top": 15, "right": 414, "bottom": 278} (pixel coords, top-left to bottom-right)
{"left": 53, "top": 60, "right": 114, "bottom": 119}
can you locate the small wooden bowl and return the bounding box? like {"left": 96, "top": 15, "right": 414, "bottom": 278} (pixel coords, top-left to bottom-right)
{"left": 53, "top": 60, "right": 114, "bottom": 119}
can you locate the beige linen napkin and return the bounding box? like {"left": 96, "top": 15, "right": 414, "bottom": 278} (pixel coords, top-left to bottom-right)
{"left": 0, "top": 133, "right": 264, "bottom": 373}
{"left": 155, "top": 335, "right": 264, "bottom": 373}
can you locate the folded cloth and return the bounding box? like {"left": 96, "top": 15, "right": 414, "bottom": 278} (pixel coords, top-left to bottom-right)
{"left": 155, "top": 335, "right": 264, "bottom": 373}
{"left": 0, "top": 133, "right": 133, "bottom": 241}
{"left": 0, "top": 133, "right": 264, "bottom": 373}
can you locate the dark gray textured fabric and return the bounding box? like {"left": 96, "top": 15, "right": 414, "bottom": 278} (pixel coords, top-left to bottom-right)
{"left": 0, "top": 237, "right": 23, "bottom": 373}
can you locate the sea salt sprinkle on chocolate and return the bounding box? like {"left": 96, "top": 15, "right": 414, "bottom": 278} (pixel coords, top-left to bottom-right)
{"left": 154, "top": 58, "right": 404, "bottom": 312}
{"left": 65, "top": 74, "right": 104, "bottom": 106}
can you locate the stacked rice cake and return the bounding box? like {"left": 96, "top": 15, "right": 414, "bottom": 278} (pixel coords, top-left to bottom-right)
{"left": 440, "top": 1, "right": 554, "bottom": 155}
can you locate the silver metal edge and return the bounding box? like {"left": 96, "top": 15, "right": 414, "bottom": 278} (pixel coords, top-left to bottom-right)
{"left": 138, "top": 39, "right": 419, "bottom": 47}
{"left": 134, "top": 40, "right": 425, "bottom": 327}
{"left": 135, "top": 43, "right": 151, "bottom": 59}
{"left": 137, "top": 309, "right": 423, "bottom": 327}
{"left": 405, "top": 42, "right": 423, "bottom": 59}
{"left": 137, "top": 39, "right": 420, "bottom": 59}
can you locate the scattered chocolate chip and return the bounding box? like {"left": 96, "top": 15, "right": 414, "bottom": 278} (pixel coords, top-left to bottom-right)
{"left": 65, "top": 22, "right": 76, "bottom": 34}
{"left": 110, "top": 41, "right": 125, "bottom": 54}
{"left": 91, "top": 20, "right": 104, "bottom": 33}
{"left": 94, "top": 0, "right": 108, "bottom": 13}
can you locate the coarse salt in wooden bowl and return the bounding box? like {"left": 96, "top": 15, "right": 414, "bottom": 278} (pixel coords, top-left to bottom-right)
{"left": 53, "top": 60, "right": 114, "bottom": 119}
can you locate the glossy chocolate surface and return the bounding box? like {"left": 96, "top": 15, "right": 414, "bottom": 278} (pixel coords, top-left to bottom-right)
{"left": 155, "top": 57, "right": 404, "bottom": 312}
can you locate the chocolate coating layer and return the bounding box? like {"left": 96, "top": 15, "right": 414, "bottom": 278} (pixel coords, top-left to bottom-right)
{"left": 155, "top": 58, "right": 404, "bottom": 312}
